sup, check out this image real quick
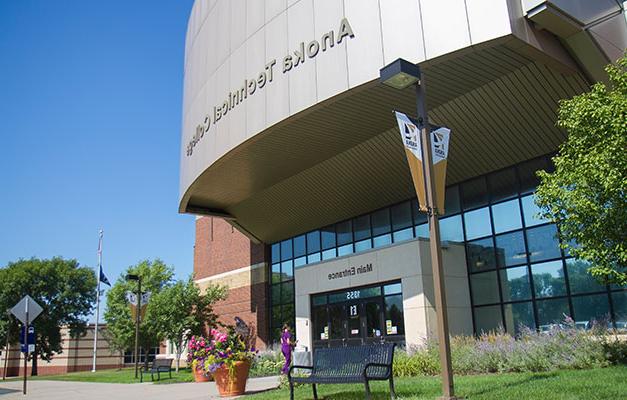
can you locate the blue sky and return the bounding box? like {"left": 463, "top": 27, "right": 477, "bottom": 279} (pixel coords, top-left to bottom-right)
{"left": 0, "top": 1, "right": 196, "bottom": 320}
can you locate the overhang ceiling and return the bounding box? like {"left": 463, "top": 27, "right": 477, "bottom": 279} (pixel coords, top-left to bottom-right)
{"left": 182, "top": 36, "right": 589, "bottom": 244}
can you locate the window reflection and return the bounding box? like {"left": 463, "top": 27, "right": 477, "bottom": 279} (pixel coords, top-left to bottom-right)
{"left": 474, "top": 305, "right": 503, "bottom": 333}
{"left": 440, "top": 215, "right": 463, "bottom": 242}
{"left": 503, "top": 302, "right": 534, "bottom": 335}
{"left": 471, "top": 271, "right": 500, "bottom": 305}
{"left": 531, "top": 260, "right": 566, "bottom": 298}
{"left": 521, "top": 195, "right": 548, "bottom": 227}
{"left": 572, "top": 294, "right": 610, "bottom": 328}
{"left": 491, "top": 199, "right": 522, "bottom": 234}
{"left": 526, "top": 224, "right": 561, "bottom": 262}
{"left": 467, "top": 237, "right": 496, "bottom": 272}
{"left": 566, "top": 258, "right": 606, "bottom": 294}
{"left": 536, "top": 298, "right": 570, "bottom": 328}
{"left": 500, "top": 266, "right": 531, "bottom": 301}
{"left": 464, "top": 207, "right": 492, "bottom": 240}
{"left": 495, "top": 231, "right": 527, "bottom": 268}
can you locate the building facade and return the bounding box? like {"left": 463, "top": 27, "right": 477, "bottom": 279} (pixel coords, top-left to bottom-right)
{"left": 181, "top": 0, "right": 627, "bottom": 351}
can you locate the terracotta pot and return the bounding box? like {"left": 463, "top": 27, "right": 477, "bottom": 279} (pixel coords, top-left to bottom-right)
{"left": 193, "top": 368, "right": 212, "bottom": 382}
{"left": 213, "top": 360, "right": 251, "bottom": 397}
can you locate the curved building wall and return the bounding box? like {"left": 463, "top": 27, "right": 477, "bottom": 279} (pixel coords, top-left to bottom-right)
{"left": 180, "top": 0, "right": 516, "bottom": 208}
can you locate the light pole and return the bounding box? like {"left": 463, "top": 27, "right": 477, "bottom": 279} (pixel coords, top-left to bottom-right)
{"left": 126, "top": 274, "right": 141, "bottom": 379}
{"left": 380, "top": 58, "right": 458, "bottom": 400}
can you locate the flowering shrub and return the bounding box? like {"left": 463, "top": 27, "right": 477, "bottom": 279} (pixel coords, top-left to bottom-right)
{"left": 393, "top": 319, "right": 626, "bottom": 377}
{"left": 202, "top": 327, "right": 258, "bottom": 376}
{"left": 186, "top": 335, "right": 213, "bottom": 373}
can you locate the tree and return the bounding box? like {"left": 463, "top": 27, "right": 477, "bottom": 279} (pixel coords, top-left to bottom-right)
{"left": 0, "top": 257, "right": 97, "bottom": 375}
{"left": 149, "top": 277, "right": 227, "bottom": 372}
{"left": 536, "top": 54, "right": 627, "bottom": 286}
{"left": 104, "top": 259, "right": 174, "bottom": 368}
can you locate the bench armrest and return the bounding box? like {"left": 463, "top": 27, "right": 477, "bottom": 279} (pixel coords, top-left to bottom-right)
{"left": 363, "top": 362, "right": 392, "bottom": 379}
{"left": 288, "top": 365, "right": 313, "bottom": 379}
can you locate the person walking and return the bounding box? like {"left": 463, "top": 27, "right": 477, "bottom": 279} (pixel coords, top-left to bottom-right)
{"left": 280, "top": 324, "right": 296, "bottom": 374}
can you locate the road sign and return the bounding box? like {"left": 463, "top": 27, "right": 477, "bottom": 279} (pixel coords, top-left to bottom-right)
{"left": 19, "top": 327, "right": 35, "bottom": 353}
{"left": 10, "top": 296, "right": 43, "bottom": 325}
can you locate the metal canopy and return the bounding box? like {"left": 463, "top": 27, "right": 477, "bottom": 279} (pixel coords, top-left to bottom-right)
{"left": 180, "top": 37, "right": 588, "bottom": 244}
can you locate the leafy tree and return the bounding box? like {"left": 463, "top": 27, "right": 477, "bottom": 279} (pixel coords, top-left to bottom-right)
{"left": 148, "top": 277, "right": 227, "bottom": 372}
{"left": 104, "top": 259, "right": 174, "bottom": 369}
{"left": 0, "top": 257, "right": 97, "bottom": 375}
{"left": 536, "top": 55, "right": 627, "bottom": 286}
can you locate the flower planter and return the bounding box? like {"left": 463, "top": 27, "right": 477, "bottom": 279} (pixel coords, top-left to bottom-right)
{"left": 193, "top": 368, "right": 212, "bottom": 382}
{"left": 213, "top": 360, "right": 251, "bottom": 397}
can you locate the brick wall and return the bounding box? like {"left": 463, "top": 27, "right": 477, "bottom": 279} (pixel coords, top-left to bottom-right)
{"left": 193, "top": 217, "right": 269, "bottom": 349}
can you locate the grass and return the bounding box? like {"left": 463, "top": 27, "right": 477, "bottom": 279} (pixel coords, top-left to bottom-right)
{"left": 23, "top": 367, "right": 195, "bottom": 384}
{"left": 248, "top": 366, "right": 627, "bottom": 400}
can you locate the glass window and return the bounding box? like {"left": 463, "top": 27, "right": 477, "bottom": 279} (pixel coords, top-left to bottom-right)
{"left": 488, "top": 167, "right": 518, "bottom": 202}
{"left": 474, "top": 305, "right": 503, "bottom": 333}
{"left": 531, "top": 260, "right": 566, "bottom": 298}
{"left": 321, "top": 225, "right": 336, "bottom": 250}
{"left": 293, "top": 235, "right": 306, "bottom": 258}
{"left": 271, "top": 284, "right": 281, "bottom": 304}
{"left": 271, "top": 243, "right": 280, "bottom": 264}
{"left": 353, "top": 215, "right": 371, "bottom": 241}
{"left": 413, "top": 200, "right": 427, "bottom": 225}
{"left": 611, "top": 291, "right": 627, "bottom": 330}
{"left": 322, "top": 248, "right": 337, "bottom": 260}
{"left": 294, "top": 256, "right": 307, "bottom": 268}
{"left": 393, "top": 228, "right": 413, "bottom": 243}
{"left": 372, "top": 208, "right": 391, "bottom": 236}
{"left": 281, "top": 260, "right": 293, "bottom": 281}
{"left": 491, "top": 199, "right": 522, "bottom": 234}
{"left": 503, "top": 302, "right": 534, "bottom": 335}
{"left": 271, "top": 305, "right": 282, "bottom": 327}
{"left": 336, "top": 220, "right": 352, "bottom": 246}
{"left": 521, "top": 194, "right": 548, "bottom": 227}
{"left": 518, "top": 157, "right": 549, "bottom": 194}
{"left": 466, "top": 237, "right": 496, "bottom": 273}
{"left": 312, "top": 295, "right": 327, "bottom": 306}
{"left": 384, "top": 294, "right": 405, "bottom": 335}
{"left": 384, "top": 283, "right": 402, "bottom": 295}
{"left": 440, "top": 215, "right": 464, "bottom": 242}
{"left": 306, "top": 231, "right": 320, "bottom": 254}
{"left": 337, "top": 244, "right": 353, "bottom": 257}
{"left": 313, "top": 306, "right": 328, "bottom": 341}
{"left": 391, "top": 202, "right": 412, "bottom": 231}
{"left": 328, "top": 304, "right": 344, "bottom": 339}
{"left": 373, "top": 234, "right": 392, "bottom": 248}
{"left": 354, "top": 239, "right": 372, "bottom": 252}
{"left": 280, "top": 239, "right": 292, "bottom": 261}
{"left": 536, "top": 298, "right": 570, "bottom": 329}
{"left": 500, "top": 266, "right": 532, "bottom": 301}
{"left": 281, "top": 281, "right": 294, "bottom": 304}
{"left": 471, "top": 271, "right": 500, "bottom": 305}
{"left": 526, "top": 224, "right": 561, "bottom": 262}
{"left": 495, "top": 231, "right": 527, "bottom": 268}
{"left": 307, "top": 252, "right": 321, "bottom": 264}
{"left": 415, "top": 223, "right": 429, "bottom": 239}
{"left": 572, "top": 294, "right": 610, "bottom": 329}
{"left": 461, "top": 176, "right": 488, "bottom": 210}
{"left": 464, "top": 207, "right": 492, "bottom": 240}
{"left": 566, "top": 258, "right": 606, "bottom": 294}
{"left": 282, "top": 303, "right": 295, "bottom": 326}
{"left": 443, "top": 185, "right": 461, "bottom": 216}
{"left": 271, "top": 263, "right": 281, "bottom": 284}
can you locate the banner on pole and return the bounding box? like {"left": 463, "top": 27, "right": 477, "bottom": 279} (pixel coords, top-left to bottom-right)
{"left": 394, "top": 111, "right": 450, "bottom": 214}
{"left": 126, "top": 291, "right": 150, "bottom": 322}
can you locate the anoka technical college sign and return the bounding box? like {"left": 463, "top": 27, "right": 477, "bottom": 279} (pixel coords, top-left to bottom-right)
{"left": 186, "top": 18, "right": 355, "bottom": 156}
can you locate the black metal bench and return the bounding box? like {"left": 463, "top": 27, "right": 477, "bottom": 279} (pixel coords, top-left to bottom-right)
{"left": 139, "top": 358, "right": 172, "bottom": 382}
{"left": 288, "top": 343, "right": 396, "bottom": 400}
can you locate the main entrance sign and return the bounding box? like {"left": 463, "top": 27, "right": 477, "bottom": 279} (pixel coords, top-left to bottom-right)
{"left": 186, "top": 18, "right": 355, "bottom": 157}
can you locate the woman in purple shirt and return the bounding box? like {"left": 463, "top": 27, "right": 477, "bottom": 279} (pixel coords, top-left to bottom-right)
{"left": 280, "top": 324, "right": 296, "bottom": 374}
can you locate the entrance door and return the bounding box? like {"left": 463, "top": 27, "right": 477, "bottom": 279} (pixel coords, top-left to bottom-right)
{"left": 325, "top": 298, "right": 384, "bottom": 347}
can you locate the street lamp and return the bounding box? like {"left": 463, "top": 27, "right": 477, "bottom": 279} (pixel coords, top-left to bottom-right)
{"left": 380, "top": 58, "right": 458, "bottom": 400}
{"left": 126, "top": 274, "right": 141, "bottom": 379}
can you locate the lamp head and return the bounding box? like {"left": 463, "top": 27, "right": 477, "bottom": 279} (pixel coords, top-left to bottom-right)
{"left": 379, "top": 58, "right": 421, "bottom": 90}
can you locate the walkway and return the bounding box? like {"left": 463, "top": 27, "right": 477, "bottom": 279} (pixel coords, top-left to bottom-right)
{"left": 0, "top": 376, "right": 280, "bottom": 399}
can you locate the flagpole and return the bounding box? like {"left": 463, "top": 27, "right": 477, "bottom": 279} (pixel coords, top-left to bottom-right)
{"left": 92, "top": 229, "right": 103, "bottom": 373}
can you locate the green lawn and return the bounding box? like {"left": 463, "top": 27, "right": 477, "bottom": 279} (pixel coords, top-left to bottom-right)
{"left": 248, "top": 366, "right": 627, "bottom": 400}
{"left": 27, "top": 367, "right": 194, "bottom": 384}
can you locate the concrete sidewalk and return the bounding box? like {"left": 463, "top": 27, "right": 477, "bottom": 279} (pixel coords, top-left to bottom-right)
{"left": 0, "top": 376, "right": 280, "bottom": 399}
